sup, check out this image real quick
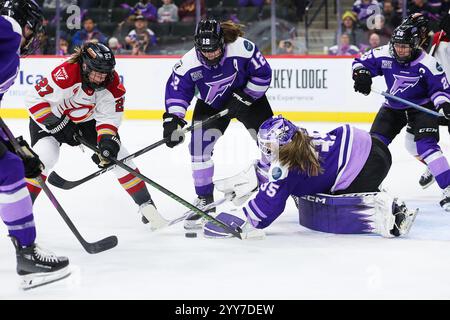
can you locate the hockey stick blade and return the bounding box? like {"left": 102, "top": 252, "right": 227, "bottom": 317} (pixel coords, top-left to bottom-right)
{"left": 48, "top": 170, "right": 85, "bottom": 189}
{"left": 82, "top": 235, "right": 118, "bottom": 254}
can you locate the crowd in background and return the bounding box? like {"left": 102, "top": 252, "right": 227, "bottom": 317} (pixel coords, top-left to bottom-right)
{"left": 32, "top": 0, "right": 450, "bottom": 56}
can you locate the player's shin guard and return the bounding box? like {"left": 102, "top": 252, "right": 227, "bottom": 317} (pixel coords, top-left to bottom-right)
{"left": 192, "top": 158, "right": 214, "bottom": 197}
{"left": 1, "top": 152, "right": 37, "bottom": 246}
{"left": 297, "top": 192, "right": 417, "bottom": 237}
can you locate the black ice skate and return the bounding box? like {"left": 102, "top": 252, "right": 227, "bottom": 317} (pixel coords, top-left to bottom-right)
{"left": 11, "top": 237, "right": 70, "bottom": 290}
{"left": 419, "top": 168, "right": 435, "bottom": 189}
{"left": 184, "top": 194, "right": 215, "bottom": 230}
{"left": 390, "top": 200, "right": 418, "bottom": 237}
{"left": 440, "top": 186, "right": 450, "bottom": 212}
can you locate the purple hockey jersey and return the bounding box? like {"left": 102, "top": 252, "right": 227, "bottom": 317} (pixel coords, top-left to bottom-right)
{"left": 165, "top": 37, "right": 272, "bottom": 118}
{"left": 243, "top": 125, "right": 372, "bottom": 229}
{"left": 352, "top": 45, "right": 450, "bottom": 109}
{"left": 0, "top": 15, "right": 22, "bottom": 104}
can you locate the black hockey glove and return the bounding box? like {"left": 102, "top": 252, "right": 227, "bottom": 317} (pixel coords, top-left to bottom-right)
{"left": 439, "top": 102, "right": 450, "bottom": 120}
{"left": 352, "top": 68, "right": 372, "bottom": 96}
{"left": 92, "top": 135, "right": 121, "bottom": 168}
{"left": 440, "top": 13, "right": 450, "bottom": 36}
{"left": 16, "top": 137, "right": 44, "bottom": 178}
{"left": 45, "top": 116, "right": 81, "bottom": 146}
{"left": 163, "top": 112, "right": 187, "bottom": 148}
{"left": 225, "top": 89, "right": 254, "bottom": 119}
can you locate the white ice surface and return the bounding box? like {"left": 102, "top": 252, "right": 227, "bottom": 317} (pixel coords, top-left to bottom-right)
{"left": 2, "top": 119, "right": 450, "bottom": 300}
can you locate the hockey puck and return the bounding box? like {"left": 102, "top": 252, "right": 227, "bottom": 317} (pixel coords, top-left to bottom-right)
{"left": 185, "top": 232, "right": 197, "bottom": 238}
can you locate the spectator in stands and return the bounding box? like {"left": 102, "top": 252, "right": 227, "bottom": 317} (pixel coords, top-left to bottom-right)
{"left": 108, "top": 37, "right": 127, "bottom": 55}
{"left": 352, "top": 0, "right": 381, "bottom": 30}
{"left": 158, "top": 0, "right": 179, "bottom": 23}
{"left": 277, "top": 39, "right": 306, "bottom": 54}
{"left": 369, "top": 14, "right": 391, "bottom": 45}
{"left": 122, "top": 0, "right": 158, "bottom": 22}
{"left": 328, "top": 33, "right": 360, "bottom": 55}
{"left": 57, "top": 32, "right": 70, "bottom": 56}
{"left": 178, "top": 0, "right": 206, "bottom": 22}
{"left": 382, "top": 0, "right": 402, "bottom": 34}
{"left": 239, "top": 0, "right": 265, "bottom": 20}
{"left": 125, "top": 15, "right": 157, "bottom": 55}
{"left": 71, "top": 17, "right": 107, "bottom": 48}
{"left": 338, "top": 11, "right": 366, "bottom": 48}
{"left": 408, "top": 0, "right": 439, "bottom": 30}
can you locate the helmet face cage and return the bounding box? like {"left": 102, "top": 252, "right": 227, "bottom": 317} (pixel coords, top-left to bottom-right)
{"left": 257, "top": 115, "right": 299, "bottom": 162}
{"left": 389, "top": 24, "right": 421, "bottom": 64}
{"left": 194, "top": 19, "right": 225, "bottom": 67}
{"left": 0, "top": 0, "right": 44, "bottom": 56}
{"left": 81, "top": 43, "right": 116, "bottom": 91}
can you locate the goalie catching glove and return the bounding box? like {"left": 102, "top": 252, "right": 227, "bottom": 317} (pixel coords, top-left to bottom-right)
{"left": 92, "top": 135, "right": 121, "bottom": 168}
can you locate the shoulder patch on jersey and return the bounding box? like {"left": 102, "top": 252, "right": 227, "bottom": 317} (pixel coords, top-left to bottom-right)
{"left": 243, "top": 40, "right": 254, "bottom": 52}
{"left": 51, "top": 62, "right": 81, "bottom": 89}
{"left": 436, "top": 62, "right": 443, "bottom": 72}
{"left": 269, "top": 160, "right": 289, "bottom": 182}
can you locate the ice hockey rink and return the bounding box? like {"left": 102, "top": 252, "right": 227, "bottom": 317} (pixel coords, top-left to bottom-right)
{"left": 2, "top": 118, "right": 450, "bottom": 300}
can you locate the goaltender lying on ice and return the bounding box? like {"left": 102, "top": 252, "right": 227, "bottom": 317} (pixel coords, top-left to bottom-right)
{"left": 200, "top": 115, "right": 418, "bottom": 239}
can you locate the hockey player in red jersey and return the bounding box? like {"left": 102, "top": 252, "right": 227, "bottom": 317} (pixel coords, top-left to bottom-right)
{"left": 25, "top": 42, "right": 169, "bottom": 229}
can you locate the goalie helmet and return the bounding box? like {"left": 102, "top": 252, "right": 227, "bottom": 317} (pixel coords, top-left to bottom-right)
{"left": 257, "top": 115, "right": 299, "bottom": 161}
{"left": 0, "top": 0, "right": 44, "bottom": 56}
{"left": 194, "top": 19, "right": 225, "bottom": 67}
{"left": 401, "top": 13, "right": 429, "bottom": 48}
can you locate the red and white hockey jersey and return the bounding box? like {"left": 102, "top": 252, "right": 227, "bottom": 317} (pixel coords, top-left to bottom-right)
{"left": 26, "top": 61, "right": 125, "bottom": 141}
{"left": 431, "top": 31, "right": 450, "bottom": 79}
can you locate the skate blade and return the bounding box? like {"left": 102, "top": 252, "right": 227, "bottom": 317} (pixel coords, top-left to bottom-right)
{"left": 21, "top": 266, "right": 71, "bottom": 290}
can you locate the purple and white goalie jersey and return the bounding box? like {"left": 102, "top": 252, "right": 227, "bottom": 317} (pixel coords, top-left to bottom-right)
{"left": 164, "top": 37, "right": 272, "bottom": 118}
{"left": 0, "top": 15, "right": 22, "bottom": 104}
{"left": 243, "top": 125, "right": 372, "bottom": 229}
{"left": 352, "top": 45, "right": 450, "bottom": 109}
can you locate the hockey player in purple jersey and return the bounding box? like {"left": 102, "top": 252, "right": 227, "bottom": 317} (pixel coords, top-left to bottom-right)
{"left": 203, "top": 115, "right": 417, "bottom": 239}
{"left": 352, "top": 22, "right": 450, "bottom": 211}
{"left": 162, "top": 19, "right": 274, "bottom": 229}
{"left": 0, "top": 0, "right": 69, "bottom": 289}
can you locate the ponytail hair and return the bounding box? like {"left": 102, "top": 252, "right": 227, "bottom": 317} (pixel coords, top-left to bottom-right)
{"left": 221, "top": 20, "right": 245, "bottom": 43}
{"left": 67, "top": 40, "right": 99, "bottom": 64}
{"left": 278, "top": 131, "right": 322, "bottom": 176}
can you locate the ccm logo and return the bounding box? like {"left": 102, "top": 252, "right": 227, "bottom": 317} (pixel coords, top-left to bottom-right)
{"left": 419, "top": 128, "right": 438, "bottom": 133}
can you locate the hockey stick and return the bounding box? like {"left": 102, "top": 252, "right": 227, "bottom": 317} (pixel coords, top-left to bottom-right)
{"left": 429, "top": 10, "right": 450, "bottom": 56}
{"left": 48, "top": 109, "right": 229, "bottom": 190}
{"left": 168, "top": 193, "right": 235, "bottom": 226}
{"left": 371, "top": 89, "right": 441, "bottom": 117}
{"left": 0, "top": 118, "right": 118, "bottom": 254}
{"left": 77, "top": 136, "right": 242, "bottom": 240}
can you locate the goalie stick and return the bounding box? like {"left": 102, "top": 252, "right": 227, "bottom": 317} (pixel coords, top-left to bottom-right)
{"left": 48, "top": 109, "right": 229, "bottom": 190}
{"left": 77, "top": 136, "right": 243, "bottom": 240}
{"left": 0, "top": 118, "right": 118, "bottom": 254}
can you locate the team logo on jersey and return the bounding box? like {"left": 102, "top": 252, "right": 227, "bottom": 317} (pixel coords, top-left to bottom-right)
{"left": 190, "top": 70, "right": 203, "bottom": 81}
{"left": 271, "top": 167, "right": 282, "bottom": 180}
{"left": 243, "top": 40, "right": 254, "bottom": 52}
{"left": 436, "top": 62, "right": 443, "bottom": 72}
{"left": 204, "top": 72, "right": 237, "bottom": 104}
{"left": 381, "top": 60, "right": 392, "bottom": 69}
{"left": 174, "top": 60, "right": 183, "bottom": 71}
{"left": 54, "top": 67, "right": 68, "bottom": 81}
{"left": 390, "top": 75, "right": 421, "bottom": 95}
{"left": 57, "top": 98, "right": 96, "bottom": 122}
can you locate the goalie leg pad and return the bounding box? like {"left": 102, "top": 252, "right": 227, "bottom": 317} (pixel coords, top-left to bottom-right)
{"left": 297, "top": 192, "right": 417, "bottom": 237}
